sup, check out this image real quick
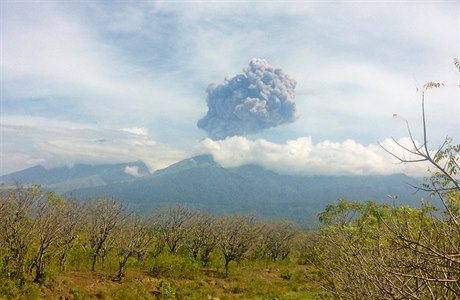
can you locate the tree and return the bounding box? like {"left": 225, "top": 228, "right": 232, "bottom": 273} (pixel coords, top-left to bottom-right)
{"left": 152, "top": 205, "right": 195, "bottom": 254}
{"left": 114, "top": 214, "right": 152, "bottom": 281}
{"left": 378, "top": 60, "right": 460, "bottom": 296}
{"left": 0, "top": 184, "right": 41, "bottom": 279}
{"left": 217, "top": 215, "right": 259, "bottom": 276}
{"left": 184, "top": 212, "right": 218, "bottom": 266}
{"left": 87, "top": 198, "right": 125, "bottom": 272}
{"left": 317, "top": 199, "right": 459, "bottom": 299}
{"left": 57, "top": 199, "right": 85, "bottom": 272}
{"left": 29, "top": 192, "right": 70, "bottom": 282}
{"left": 315, "top": 60, "right": 460, "bottom": 299}
{"left": 261, "top": 220, "right": 298, "bottom": 262}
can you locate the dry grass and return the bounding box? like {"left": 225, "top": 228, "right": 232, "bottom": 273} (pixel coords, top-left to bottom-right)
{"left": 37, "top": 259, "right": 328, "bottom": 300}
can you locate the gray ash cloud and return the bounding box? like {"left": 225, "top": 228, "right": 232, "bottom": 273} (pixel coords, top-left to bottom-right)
{"left": 197, "top": 58, "right": 297, "bottom": 140}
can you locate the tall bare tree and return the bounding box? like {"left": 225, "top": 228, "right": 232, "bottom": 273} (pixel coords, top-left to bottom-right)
{"left": 261, "top": 220, "right": 298, "bottom": 262}
{"left": 217, "top": 214, "right": 259, "bottom": 276}
{"left": 0, "top": 184, "right": 41, "bottom": 279}
{"left": 29, "top": 192, "right": 71, "bottom": 282}
{"left": 184, "top": 212, "right": 218, "bottom": 266}
{"left": 87, "top": 198, "right": 125, "bottom": 272}
{"left": 114, "top": 214, "right": 153, "bottom": 281}
{"left": 57, "top": 199, "right": 85, "bottom": 272}
{"left": 152, "top": 205, "right": 195, "bottom": 254}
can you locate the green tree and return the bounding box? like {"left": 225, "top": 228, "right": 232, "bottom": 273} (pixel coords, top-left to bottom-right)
{"left": 316, "top": 60, "right": 460, "bottom": 299}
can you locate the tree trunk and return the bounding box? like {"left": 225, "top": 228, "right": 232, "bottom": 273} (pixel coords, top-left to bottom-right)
{"left": 91, "top": 254, "right": 97, "bottom": 272}
{"left": 115, "top": 254, "right": 130, "bottom": 281}
{"left": 224, "top": 258, "right": 230, "bottom": 277}
{"left": 33, "top": 254, "right": 45, "bottom": 283}
{"left": 60, "top": 251, "right": 68, "bottom": 272}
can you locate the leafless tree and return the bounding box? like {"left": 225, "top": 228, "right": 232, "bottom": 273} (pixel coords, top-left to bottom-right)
{"left": 184, "top": 212, "right": 218, "bottom": 266}
{"left": 316, "top": 67, "right": 460, "bottom": 299}
{"left": 29, "top": 192, "right": 72, "bottom": 282}
{"left": 114, "top": 214, "right": 153, "bottom": 281}
{"left": 152, "top": 205, "right": 195, "bottom": 254}
{"left": 216, "top": 214, "right": 259, "bottom": 276}
{"left": 87, "top": 198, "right": 125, "bottom": 272}
{"left": 57, "top": 199, "right": 85, "bottom": 272}
{"left": 0, "top": 184, "right": 41, "bottom": 279}
{"left": 261, "top": 220, "right": 299, "bottom": 262}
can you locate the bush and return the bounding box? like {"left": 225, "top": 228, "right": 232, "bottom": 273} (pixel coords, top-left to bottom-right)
{"left": 0, "top": 278, "right": 20, "bottom": 298}
{"left": 22, "top": 283, "right": 43, "bottom": 300}
{"left": 159, "top": 280, "right": 176, "bottom": 299}
{"left": 148, "top": 253, "right": 201, "bottom": 279}
{"left": 280, "top": 270, "right": 292, "bottom": 280}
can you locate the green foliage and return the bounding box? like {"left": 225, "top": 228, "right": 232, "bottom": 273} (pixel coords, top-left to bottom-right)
{"left": 22, "top": 283, "right": 43, "bottom": 300}
{"left": 66, "top": 240, "right": 92, "bottom": 271}
{"left": 0, "top": 277, "right": 20, "bottom": 298}
{"left": 315, "top": 198, "right": 460, "bottom": 299}
{"left": 159, "top": 280, "right": 176, "bottom": 299}
{"left": 280, "top": 269, "right": 292, "bottom": 280}
{"left": 147, "top": 252, "right": 201, "bottom": 279}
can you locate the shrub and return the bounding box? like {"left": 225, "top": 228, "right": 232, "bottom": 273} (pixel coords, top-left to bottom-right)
{"left": 148, "top": 253, "right": 201, "bottom": 279}
{"left": 159, "top": 280, "right": 176, "bottom": 299}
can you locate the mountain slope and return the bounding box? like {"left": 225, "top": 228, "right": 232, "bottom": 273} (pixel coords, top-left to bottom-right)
{"left": 1, "top": 155, "right": 428, "bottom": 226}
{"left": 69, "top": 155, "right": 428, "bottom": 226}
{"left": 0, "top": 161, "right": 150, "bottom": 194}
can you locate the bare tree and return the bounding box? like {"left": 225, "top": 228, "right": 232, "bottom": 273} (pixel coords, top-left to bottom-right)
{"left": 114, "top": 214, "right": 153, "bottom": 281}
{"left": 0, "top": 184, "right": 41, "bottom": 279}
{"left": 152, "top": 205, "right": 195, "bottom": 254}
{"left": 217, "top": 214, "right": 259, "bottom": 276}
{"left": 57, "top": 199, "right": 85, "bottom": 272}
{"left": 261, "top": 220, "right": 299, "bottom": 262}
{"left": 184, "top": 212, "right": 218, "bottom": 266}
{"left": 87, "top": 198, "right": 125, "bottom": 272}
{"left": 29, "top": 192, "right": 71, "bottom": 282}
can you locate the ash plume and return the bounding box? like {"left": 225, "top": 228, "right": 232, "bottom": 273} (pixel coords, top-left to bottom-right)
{"left": 197, "top": 58, "right": 297, "bottom": 140}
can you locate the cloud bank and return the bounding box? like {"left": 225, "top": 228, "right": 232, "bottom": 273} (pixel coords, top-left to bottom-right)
{"left": 198, "top": 136, "right": 429, "bottom": 177}
{"left": 0, "top": 116, "right": 188, "bottom": 175}
{"left": 197, "top": 58, "right": 297, "bottom": 140}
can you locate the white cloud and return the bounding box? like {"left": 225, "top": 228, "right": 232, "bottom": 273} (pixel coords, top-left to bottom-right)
{"left": 124, "top": 165, "right": 140, "bottom": 177}
{"left": 121, "top": 127, "right": 149, "bottom": 137}
{"left": 0, "top": 117, "right": 189, "bottom": 175}
{"left": 197, "top": 136, "right": 430, "bottom": 177}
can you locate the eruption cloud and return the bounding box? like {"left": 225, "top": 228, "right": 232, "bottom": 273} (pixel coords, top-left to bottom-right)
{"left": 197, "top": 58, "right": 297, "bottom": 140}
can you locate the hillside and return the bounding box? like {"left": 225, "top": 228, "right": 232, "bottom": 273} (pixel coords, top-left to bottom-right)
{"left": 1, "top": 155, "right": 428, "bottom": 226}
{"left": 0, "top": 161, "right": 149, "bottom": 194}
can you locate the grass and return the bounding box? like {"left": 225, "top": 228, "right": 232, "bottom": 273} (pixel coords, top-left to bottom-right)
{"left": 1, "top": 249, "right": 329, "bottom": 300}
{"left": 30, "top": 254, "right": 329, "bottom": 300}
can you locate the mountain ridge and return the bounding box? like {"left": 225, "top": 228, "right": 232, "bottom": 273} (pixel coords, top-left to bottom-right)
{"left": 0, "top": 155, "right": 427, "bottom": 226}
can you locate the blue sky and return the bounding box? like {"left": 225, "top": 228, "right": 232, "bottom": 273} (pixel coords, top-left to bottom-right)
{"left": 1, "top": 1, "right": 459, "bottom": 176}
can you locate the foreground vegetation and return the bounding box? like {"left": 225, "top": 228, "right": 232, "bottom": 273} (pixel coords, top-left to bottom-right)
{"left": 0, "top": 179, "right": 458, "bottom": 299}
{"left": 0, "top": 184, "right": 330, "bottom": 299}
